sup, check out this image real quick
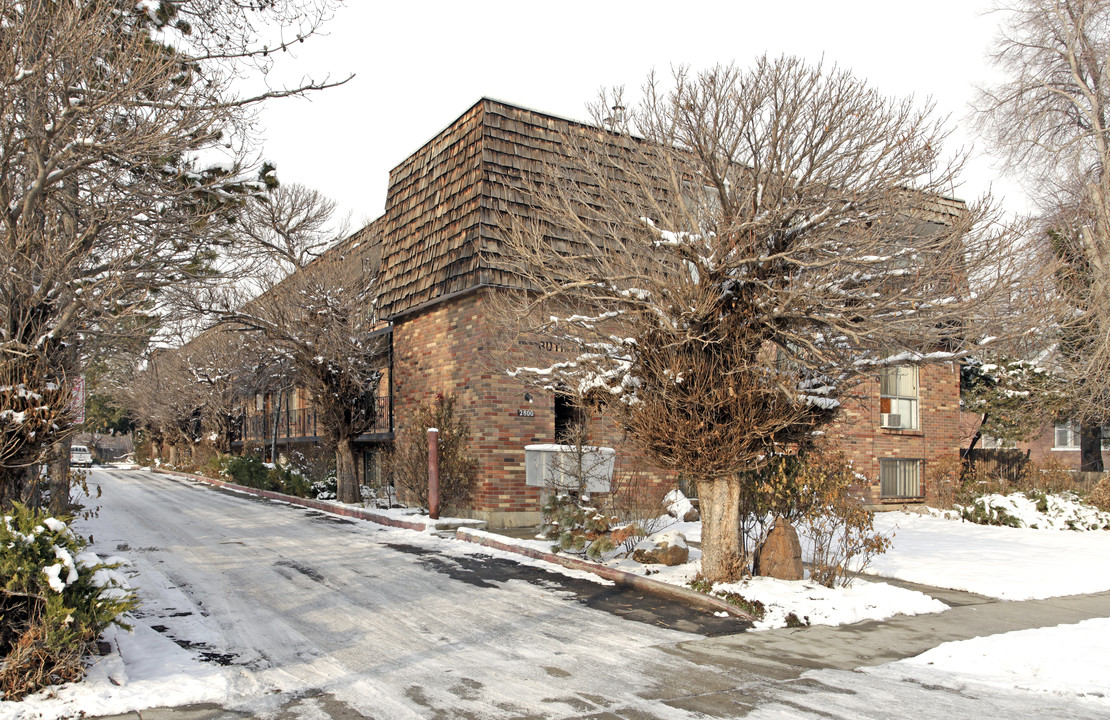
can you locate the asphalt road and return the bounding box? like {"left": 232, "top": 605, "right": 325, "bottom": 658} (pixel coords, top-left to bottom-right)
{"left": 78, "top": 468, "right": 1110, "bottom": 719}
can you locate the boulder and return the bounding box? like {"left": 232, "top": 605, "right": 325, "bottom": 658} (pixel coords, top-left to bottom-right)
{"left": 753, "top": 520, "right": 804, "bottom": 580}
{"left": 682, "top": 506, "right": 700, "bottom": 523}
{"left": 632, "top": 530, "right": 690, "bottom": 566}
{"left": 663, "top": 489, "right": 695, "bottom": 520}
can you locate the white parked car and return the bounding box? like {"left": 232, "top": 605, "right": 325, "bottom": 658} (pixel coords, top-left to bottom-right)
{"left": 70, "top": 445, "right": 93, "bottom": 467}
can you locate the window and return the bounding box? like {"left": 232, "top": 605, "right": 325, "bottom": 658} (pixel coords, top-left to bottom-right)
{"left": 1053, "top": 420, "right": 1110, "bottom": 450}
{"left": 880, "top": 458, "right": 922, "bottom": 498}
{"left": 879, "top": 366, "right": 918, "bottom": 430}
{"left": 1054, "top": 420, "right": 1080, "bottom": 450}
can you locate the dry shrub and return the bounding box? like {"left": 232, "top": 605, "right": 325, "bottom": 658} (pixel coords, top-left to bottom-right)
{"left": 963, "top": 459, "right": 1011, "bottom": 497}
{"left": 1, "top": 620, "right": 86, "bottom": 698}
{"left": 386, "top": 393, "right": 477, "bottom": 512}
{"left": 963, "top": 455, "right": 1084, "bottom": 499}
{"left": 791, "top": 449, "right": 892, "bottom": 587}
{"left": 925, "top": 454, "right": 966, "bottom": 509}
{"left": 744, "top": 444, "right": 892, "bottom": 587}
{"left": 1021, "top": 457, "right": 1077, "bottom": 494}
{"left": 602, "top": 463, "right": 672, "bottom": 551}
{"left": 1089, "top": 476, "right": 1110, "bottom": 512}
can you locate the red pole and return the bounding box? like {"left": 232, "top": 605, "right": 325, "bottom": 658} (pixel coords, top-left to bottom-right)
{"left": 427, "top": 428, "right": 440, "bottom": 520}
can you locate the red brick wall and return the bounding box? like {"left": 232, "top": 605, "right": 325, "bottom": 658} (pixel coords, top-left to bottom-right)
{"left": 832, "top": 362, "right": 961, "bottom": 505}
{"left": 392, "top": 288, "right": 675, "bottom": 524}
{"left": 1012, "top": 422, "right": 1110, "bottom": 470}
{"left": 393, "top": 289, "right": 566, "bottom": 522}
{"left": 395, "top": 289, "right": 963, "bottom": 517}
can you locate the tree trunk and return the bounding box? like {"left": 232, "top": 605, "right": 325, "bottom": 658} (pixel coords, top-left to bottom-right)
{"left": 48, "top": 439, "right": 70, "bottom": 514}
{"left": 271, "top": 390, "right": 284, "bottom": 463}
{"left": 336, "top": 437, "right": 359, "bottom": 504}
{"left": 0, "top": 467, "right": 30, "bottom": 510}
{"left": 1080, "top": 422, "right": 1104, "bottom": 472}
{"left": 962, "top": 413, "right": 988, "bottom": 459}
{"left": 698, "top": 475, "right": 745, "bottom": 583}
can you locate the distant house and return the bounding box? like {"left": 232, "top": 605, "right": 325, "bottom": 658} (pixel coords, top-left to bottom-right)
{"left": 973, "top": 419, "right": 1110, "bottom": 471}
{"left": 236, "top": 98, "right": 965, "bottom": 524}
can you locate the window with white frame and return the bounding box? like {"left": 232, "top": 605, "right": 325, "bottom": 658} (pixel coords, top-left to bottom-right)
{"left": 880, "top": 458, "right": 922, "bottom": 498}
{"left": 879, "top": 366, "right": 918, "bottom": 430}
{"left": 1054, "top": 420, "right": 1110, "bottom": 450}
{"left": 1054, "top": 420, "right": 1080, "bottom": 449}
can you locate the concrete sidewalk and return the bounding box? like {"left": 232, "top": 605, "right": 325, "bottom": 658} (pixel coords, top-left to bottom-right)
{"left": 675, "top": 587, "right": 1110, "bottom": 675}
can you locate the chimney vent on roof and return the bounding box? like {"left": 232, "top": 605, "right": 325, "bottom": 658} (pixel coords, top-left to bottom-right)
{"left": 605, "top": 104, "right": 626, "bottom": 129}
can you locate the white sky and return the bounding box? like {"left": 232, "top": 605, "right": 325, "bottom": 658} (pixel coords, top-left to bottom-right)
{"left": 253, "top": 0, "right": 1027, "bottom": 230}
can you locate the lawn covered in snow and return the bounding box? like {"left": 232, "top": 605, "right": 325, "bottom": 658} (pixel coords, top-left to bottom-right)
{"left": 887, "top": 617, "right": 1110, "bottom": 701}
{"left": 866, "top": 510, "right": 1110, "bottom": 600}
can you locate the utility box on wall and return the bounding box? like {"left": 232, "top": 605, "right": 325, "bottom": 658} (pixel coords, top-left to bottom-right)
{"left": 524, "top": 444, "right": 616, "bottom": 493}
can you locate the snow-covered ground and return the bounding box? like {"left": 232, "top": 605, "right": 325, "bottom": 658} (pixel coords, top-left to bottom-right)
{"left": 890, "top": 617, "right": 1110, "bottom": 700}
{"left": 465, "top": 526, "right": 948, "bottom": 631}
{"left": 5, "top": 471, "right": 1110, "bottom": 719}
{"left": 866, "top": 510, "right": 1110, "bottom": 600}
{"left": 480, "top": 496, "right": 1110, "bottom": 624}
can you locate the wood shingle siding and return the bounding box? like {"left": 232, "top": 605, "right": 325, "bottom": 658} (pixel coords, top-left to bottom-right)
{"left": 377, "top": 98, "right": 628, "bottom": 319}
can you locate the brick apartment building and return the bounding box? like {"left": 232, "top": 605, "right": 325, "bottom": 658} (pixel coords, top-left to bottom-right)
{"left": 239, "top": 98, "right": 965, "bottom": 526}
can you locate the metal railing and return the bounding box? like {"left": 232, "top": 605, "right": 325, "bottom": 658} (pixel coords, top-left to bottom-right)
{"left": 241, "top": 395, "right": 392, "bottom": 442}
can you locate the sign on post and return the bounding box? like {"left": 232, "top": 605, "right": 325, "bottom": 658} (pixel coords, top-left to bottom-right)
{"left": 68, "top": 376, "right": 86, "bottom": 425}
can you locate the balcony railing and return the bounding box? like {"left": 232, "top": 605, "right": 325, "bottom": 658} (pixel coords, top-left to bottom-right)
{"left": 241, "top": 395, "right": 392, "bottom": 443}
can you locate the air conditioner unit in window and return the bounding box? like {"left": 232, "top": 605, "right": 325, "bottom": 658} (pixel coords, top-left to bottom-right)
{"left": 880, "top": 413, "right": 902, "bottom": 429}
{"left": 524, "top": 444, "right": 616, "bottom": 493}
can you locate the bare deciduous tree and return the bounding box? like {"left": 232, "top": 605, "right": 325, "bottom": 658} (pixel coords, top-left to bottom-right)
{"left": 0, "top": 0, "right": 344, "bottom": 505}
{"left": 226, "top": 183, "right": 347, "bottom": 290}
{"left": 225, "top": 251, "right": 385, "bottom": 503}
{"left": 495, "top": 58, "right": 1030, "bottom": 582}
{"left": 203, "top": 188, "right": 386, "bottom": 504}
{"left": 976, "top": 0, "right": 1110, "bottom": 470}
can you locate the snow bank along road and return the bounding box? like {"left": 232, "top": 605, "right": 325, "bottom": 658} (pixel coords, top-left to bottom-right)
{"left": 71, "top": 469, "right": 1110, "bottom": 719}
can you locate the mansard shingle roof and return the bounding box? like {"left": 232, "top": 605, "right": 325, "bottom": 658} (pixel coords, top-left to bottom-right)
{"left": 376, "top": 98, "right": 599, "bottom": 319}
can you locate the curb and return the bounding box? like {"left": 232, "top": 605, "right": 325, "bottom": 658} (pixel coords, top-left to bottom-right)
{"left": 456, "top": 528, "right": 756, "bottom": 622}
{"left": 150, "top": 468, "right": 441, "bottom": 532}
{"left": 149, "top": 467, "right": 754, "bottom": 623}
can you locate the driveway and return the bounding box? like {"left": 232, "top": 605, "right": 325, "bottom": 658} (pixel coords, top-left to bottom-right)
{"left": 74, "top": 468, "right": 1110, "bottom": 719}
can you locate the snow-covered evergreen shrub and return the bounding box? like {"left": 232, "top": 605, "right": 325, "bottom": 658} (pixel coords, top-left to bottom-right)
{"left": 959, "top": 497, "right": 1028, "bottom": 528}
{"left": 684, "top": 576, "right": 767, "bottom": 620}
{"left": 223, "top": 454, "right": 270, "bottom": 489}
{"left": 269, "top": 465, "right": 311, "bottom": 497}
{"left": 541, "top": 493, "right": 622, "bottom": 560}
{"left": 957, "top": 491, "right": 1110, "bottom": 530}
{"left": 0, "top": 504, "right": 137, "bottom": 699}
{"left": 287, "top": 448, "right": 336, "bottom": 498}
{"left": 314, "top": 473, "right": 338, "bottom": 500}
